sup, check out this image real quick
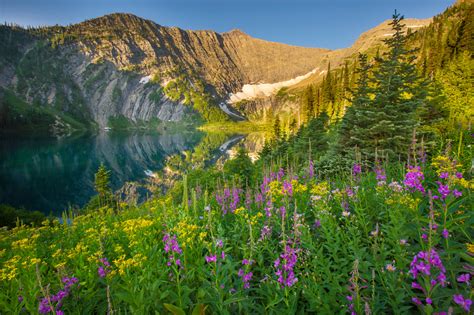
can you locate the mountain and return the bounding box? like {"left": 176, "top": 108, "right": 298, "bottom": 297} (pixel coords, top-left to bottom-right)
{"left": 0, "top": 3, "right": 467, "bottom": 131}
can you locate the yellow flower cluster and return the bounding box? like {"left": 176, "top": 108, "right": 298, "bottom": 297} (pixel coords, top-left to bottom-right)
{"left": 467, "top": 243, "right": 474, "bottom": 255}
{"left": 120, "top": 218, "right": 154, "bottom": 235}
{"left": 113, "top": 253, "right": 146, "bottom": 275}
{"left": 11, "top": 237, "right": 35, "bottom": 251}
{"left": 269, "top": 180, "right": 282, "bottom": 197}
{"left": 385, "top": 194, "right": 420, "bottom": 210}
{"left": 0, "top": 255, "right": 20, "bottom": 281}
{"left": 431, "top": 155, "right": 461, "bottom": 175}
{"left": 234, "top": 207, "right": 263, "bottom": 225}
{"left": 173, "top": 219, "right": 201, "bottom": 248}
{"left": 311, "top": 181, "right": 330, "bottom": 197}
{"left": 292, "top": 179, "right": 307, "bottom": 194}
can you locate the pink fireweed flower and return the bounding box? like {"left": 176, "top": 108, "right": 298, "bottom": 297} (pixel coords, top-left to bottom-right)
{"left": 404, "top": 166, "right": 425, "bottom": 193}
{"left": 375, "top": 168, "right": 387, "bottom": 185}
{"left": 259, "top": 225, "right": 272, "bottom": 241}
{"left": 238, "top": 268, "right": 253, "bottom": 289}
{"left": 279, "top": 206, "right": 287, "bottom": 219}
{"left": 457, "top": 273, "right": 470, "bottom": 284}
{"left": 282, "top": 180, "right": 293, "bottom": 196}
{"left": 409, "top": 249, "right": 447, "bottom": 308}
{"left": 437, "top": 182, "right": 451, "bottom": 200}
{"left": 39, "top": 276, "right": 78, "bottom": 314}
{"left": 97, "top": 257, "right": 111, "bottom": 278}
{"left": 352, "top": 163, "right": 362, "bottom": 176}
{"left": 455, "top": 172, "right": 463, "bottom": 179}
{"left": 453, "top": 189, "right": 462, "bottom": 198}
{"left": 274, "top": 245, "right": 299, "bottom": 288}
{"left": 439, "top": 172, "right": 449, "bottom": 179}
{"left": 163, "top": 233, "right": 183, "bottom": 267}
{"left": 313, "top": 219, "right": 321, "bottom": 229}
{"left": 453, "top": 294, "right": 472, "bottom": 312}
{"left": 412, "top": 297, "right": 422, "bottom": 305}
{"left": 205, "top": 255, "right": 217, "bottom": 263}
{"left": 308, "top": 160, "right": 315, "bottom": 179}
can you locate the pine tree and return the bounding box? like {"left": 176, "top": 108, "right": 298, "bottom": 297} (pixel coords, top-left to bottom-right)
{"left": 364, "top": 11, "right": 427, "bottom": 160}
{"left": 273, "top": 115, "right": 281, "bottom": 140}
{"left": 94, "top": 163, "right": 111, "bottom": 206}
{"left": 337, "top": 53, "right": 372, "bottom": 156}
{"left": 303, "top": 85, "right": 315, "bottom": 120}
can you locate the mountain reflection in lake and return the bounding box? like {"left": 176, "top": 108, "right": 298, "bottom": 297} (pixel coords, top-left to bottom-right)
{"left": 0, "top": 131, "right": 265, "bottom": 215}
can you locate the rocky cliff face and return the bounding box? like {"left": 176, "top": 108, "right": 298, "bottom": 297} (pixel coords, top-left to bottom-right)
{"left": 0, "top": 12, "right": 434, "bottom": 128}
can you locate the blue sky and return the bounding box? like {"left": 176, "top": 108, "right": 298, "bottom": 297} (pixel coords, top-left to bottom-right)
{"left": 0, "top": 0, "right": 454, "bottom": 49}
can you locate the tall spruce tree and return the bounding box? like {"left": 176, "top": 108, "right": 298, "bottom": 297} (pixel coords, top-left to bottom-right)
{"left": 337, "top": 53, "right": 372, "bottom": 156}
{"left": 365, "top": 11, "right": 427, "bottom": 160}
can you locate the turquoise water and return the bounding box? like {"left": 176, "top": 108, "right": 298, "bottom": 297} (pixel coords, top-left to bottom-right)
{"left": 0, "top": 131, "right": 206, "bottom": 215}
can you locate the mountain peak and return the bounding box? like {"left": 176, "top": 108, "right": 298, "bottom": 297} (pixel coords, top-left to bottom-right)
{"left": 224, "top": 29, "right": 249, "bottom": 36}
{"left": 75, "top": 12, "right": 161, "bottom": 30}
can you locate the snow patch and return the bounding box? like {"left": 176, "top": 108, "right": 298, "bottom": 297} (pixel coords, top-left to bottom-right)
{"left": 139, "top": 75, "right": 152, "bottom": 84}
{"left": 229, "top": 68, "right": 318, "bottom": 103}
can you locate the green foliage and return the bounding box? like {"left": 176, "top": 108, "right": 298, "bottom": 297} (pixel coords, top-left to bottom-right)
{"left": 0, "top": 204, "right": 45, "bottom": 228}
{"left": 0, "top": 88, "right": 88, "bottom": 133}
{"left": 107, "top": 115, "right": 133, "bottom": 129}
{"left": 0, "top": 151, "right": 471, "bottom": 314}
{"left": 163, "top": 75, "right": 229, "bottom": 123}
{"left": 223, "top": 146, "right": 255, "bottom": 187}
{"left": 94, "top": 163, "right": 112, "bottom": 207}
{"left": 148, "top": 88, "right": 163, "bottom": 103}
{"left": 337, "top": 13, "right": 428, "bottom": 162}
{"left": 436, "top": 51, "right": 473, "bottom": 129}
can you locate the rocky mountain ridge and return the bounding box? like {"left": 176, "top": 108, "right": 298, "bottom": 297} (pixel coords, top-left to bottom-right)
{"left": 0, "top": 9, "right": 447, "bottom": 129}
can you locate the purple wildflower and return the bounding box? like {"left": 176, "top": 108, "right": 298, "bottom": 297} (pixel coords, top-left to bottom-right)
{"left": 375, "top": 168, "right": 387, "bottom": 184}
{"left": 455, "top": 172, "right": 463, "bottom": 179}
{"left": 308, "top": 160, "right": 315, "bottom": 179}
{"left": 453, "top": 294, "right": 472, "bottom": 312}
{"left": 274, "top": 245, "right": 298, "bottom": 288}
{"left": 352, "top": 163, "right": 362, "bottom": 176}
{"left": 313, "top": 219, "right": 321, "bottom": 229}
{"left": 439, "top": 172, "right": 449, "bottom": 179}
{"left": 442, "top": 229, "right": 449, "bottom": 239}
{"left": 453, "top": 189, "right": 462, "bottom": 198}
{"left": 163, "top": 233, "right": 183, "bottom": 267}
{"left": 282, "top": 180, "right": 293, "bottom": 196}
{"left": 457, "top": 273, "right": 470, "bottom": 284}
{"left": 97, "top": 257, "right": 110, "bottom": 278}
{"left": 412, "top": 297, "right": 422, "bottom": 305}
{"left": 259, "top": 225, "right": 272, "bottom": 241}
{"left": 437, "top": 182, "right": 450, "bottom": 200}
{"left": 205, "top": 255, "right": 217, "bottom": 263}
{"left": 404, "top": 166, "right": 425, "bottom": 193}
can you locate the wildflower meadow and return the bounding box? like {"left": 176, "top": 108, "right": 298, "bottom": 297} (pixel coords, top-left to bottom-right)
{"left": 0, "top": 151, "right": 472, "bottom": 314}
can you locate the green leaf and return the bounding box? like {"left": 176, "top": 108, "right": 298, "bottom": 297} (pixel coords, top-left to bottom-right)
{"left": 163, "top": 303, "right": 186, "bottom": 315}
{"left": 191, "top": 304, "right": 207, "bottom": 315}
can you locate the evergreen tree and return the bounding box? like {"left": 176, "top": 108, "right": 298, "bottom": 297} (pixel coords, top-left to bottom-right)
{"left": 94, "top": 163, "right": 111, "bottom": 206}
{"left": 273, "top": 115, "right": 281, "bottom": 140}
{"left": 365, "top": 11, "right": 427, "bottom": 159}
{"left": 303, "top": 85, "right": 315, "bottom": 120}
{"left": 337, "top": 53, "right": 372, "bottom": 156}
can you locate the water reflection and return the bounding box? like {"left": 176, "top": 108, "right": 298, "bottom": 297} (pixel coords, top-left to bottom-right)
{"left": 0, "top": 131, "right": 266, "bottom": 214}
